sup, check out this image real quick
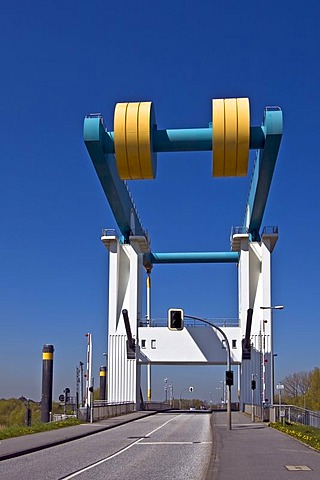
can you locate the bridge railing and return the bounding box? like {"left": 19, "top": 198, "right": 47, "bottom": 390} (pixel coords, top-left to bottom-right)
{"left": 270, "top": 405, "right": 320, "bottom": 428}
{"left": 143, "top": 401, "right": 171, "bottom": 411}
{"left": 244, "top": 403, "right": 320, "bottom": 428}
{"left": 78, "top": 400, "right": 170, "bottom": 422}
{"left": 139, "top": 318, "right": 239, "bottom": 328}
{"left": 92, "top": 401, "right": 135, "bottom": 421}
{"left": 230, "top": 225, "right": 278, "bottom": 240}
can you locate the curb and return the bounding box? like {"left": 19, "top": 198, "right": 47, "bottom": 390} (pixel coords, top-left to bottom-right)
{"left": 0, "top": 411, "right": 158, "bottom": 462}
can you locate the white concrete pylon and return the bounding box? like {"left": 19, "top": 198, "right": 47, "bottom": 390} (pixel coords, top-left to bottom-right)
{"left": 104, "top": 235, "right": 142, "bottom": 407}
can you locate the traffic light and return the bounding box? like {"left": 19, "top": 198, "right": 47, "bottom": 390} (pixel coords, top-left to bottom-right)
{"left": 168, "top": 308, "right": 184, "bottom": 330}
{"left": 64, "top": 387, "right": 70, "bottom": 402}
{"left": 225, "top": 370, "right": 234, "bottom": 386}
{"left": 251, "top": 380, "right": 256, "bottom": 390}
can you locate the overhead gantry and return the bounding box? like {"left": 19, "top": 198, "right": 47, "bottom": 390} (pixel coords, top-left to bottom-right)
{"left": 84, "top": 98, "right": 283, "bottom": 409}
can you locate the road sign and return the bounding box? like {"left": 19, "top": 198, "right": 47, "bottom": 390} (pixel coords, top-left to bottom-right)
{"left": 276, "top": 384, "right": 284, "bottom": 390}
{"left": 59, "top": 394, "right": 64, "bottom": 402}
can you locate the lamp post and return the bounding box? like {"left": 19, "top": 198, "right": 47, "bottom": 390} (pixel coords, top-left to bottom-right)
{"left": 272, "top": 353, "right": 278, "bottom": 405}
{"left": 260, "top": 306, "right": 284, "bottom": 405}
{"left": 164, "top": 377, "right": 168, "bottom": 402}
{"left": 146, "top": 271, "right": 152, "bottom": 401}
{"left": 260, "top": 319, "right": 268, "bottom": 410}
{"left": 179, "top": 386, "right": 193, "bottom": 410}
{"left": 220, "top": 380, "right": 226, "bottom": 405}
{"left": 103, "top": 352, "right": 108, "bottom": 365}
{"left": 216, "top": 387, "right": 222, "bottom": 406}
{"left": 169, "top": 381, "right": 174, "bottom": 407}
{"left": 185, "top": 314, "right": 233, "bottom": 430}
{"left": 79, "top": 361, "right": 84, "bottom": 407}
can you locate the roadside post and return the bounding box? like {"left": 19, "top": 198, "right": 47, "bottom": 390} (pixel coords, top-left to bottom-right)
{"left": 251, "top": 374, "right": 256, "bottom": 422}
{"left": 277, "top": 383, "right": 285, "bottom": 424}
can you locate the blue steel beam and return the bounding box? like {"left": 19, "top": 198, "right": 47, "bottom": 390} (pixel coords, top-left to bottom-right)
{"left": 100, "top": 125, "right": 265, "bottom": 154}
{"left": 244, "top": 108, "right": 283, "bottom": 241}
{"left": 147, "top": 251, "right": 239, "bottom": 264}
{"left": 84, "top": 116, "right": 146, "bottom": 242}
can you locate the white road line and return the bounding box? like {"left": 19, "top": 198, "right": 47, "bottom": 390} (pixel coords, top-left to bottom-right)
{"left": 137, "top": 441, "right": 212, "bottom": 445}
{"left": 61, "top": 414, "right": 182, "bottom": 479}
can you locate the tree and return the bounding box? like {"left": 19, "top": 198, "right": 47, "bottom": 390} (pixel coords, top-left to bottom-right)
{"left": 306, "top": 368, "right": 320, "bottom": 411}
{"left": 281, "top": 371, "right": 311, "bottom": 407}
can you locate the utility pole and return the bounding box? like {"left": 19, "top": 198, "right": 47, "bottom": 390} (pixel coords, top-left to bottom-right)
{"left": 79, "top": 361, "right": 84, "bottom": 407}
{"left": 146, "top": 270, "right": 152, "bottom": 401}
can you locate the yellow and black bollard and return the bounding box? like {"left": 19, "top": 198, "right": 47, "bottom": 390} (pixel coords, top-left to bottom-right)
{"left": 41, "top": 344, "right": 54, "bottom": 423}
{"left": 99, "top": 366, "right": 107, "bottom": 400}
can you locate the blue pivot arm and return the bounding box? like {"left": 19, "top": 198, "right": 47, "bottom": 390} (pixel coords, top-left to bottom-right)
{"left": 84, "top": 115, "right": 146, "bottom": 243}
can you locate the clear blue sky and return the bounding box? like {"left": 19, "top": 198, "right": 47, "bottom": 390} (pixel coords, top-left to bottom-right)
{"left": 1, "top": 1, "right": 319, "bottom": 403}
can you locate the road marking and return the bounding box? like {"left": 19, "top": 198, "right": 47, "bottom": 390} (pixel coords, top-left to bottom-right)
{"left": 138, "top": 441, "right": 212, "bottom": 445}
{"left": 60, "top": 414, "right": 182, "bottom": 479}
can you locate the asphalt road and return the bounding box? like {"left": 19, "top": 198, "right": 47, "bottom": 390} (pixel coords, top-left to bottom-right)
{"left": 0, "top": 412, "right": 212, "bottom": 480}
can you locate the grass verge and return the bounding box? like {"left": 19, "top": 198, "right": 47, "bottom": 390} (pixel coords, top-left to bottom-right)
{"left": 0, "top": 418, "right": 81, "bottom": 440}
{"left": 270, "top": 421, "right": 320, "bottom": 451}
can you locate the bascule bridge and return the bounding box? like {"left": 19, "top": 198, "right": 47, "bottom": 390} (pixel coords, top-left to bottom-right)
{"left": 83, "top": 98, "right": 283, "bottom": 410}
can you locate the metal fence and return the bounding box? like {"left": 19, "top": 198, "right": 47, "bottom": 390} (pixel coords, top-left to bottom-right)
{"left": 75, "top": 402, "right": 135, "bottom": 422}
{"left": 271, "top": 405, "right": 320, "bottom": 428}
{"left": 244, "top": 403, "right": 320, "bottom": 428}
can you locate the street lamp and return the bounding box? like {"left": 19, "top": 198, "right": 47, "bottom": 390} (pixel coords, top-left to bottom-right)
{"left": 220, "top": 380, "right": 226, "bottom": 405}
{"left": 185, "top": 314, "right": 233, "bottom": 430}
{"left": 272, "top": 353, "right": 278, "bottom": 404}
{"left": 164, "top": 378, "right": 168, "bottom": 402}
{"left": 179, "top": 386, "right": 194, "bottom": 410}
{"left": 169, "top": 381, "right": 174, "bottom": 407}
{"left": 260, "top": 305, "right": 284, "bottom": 405}
{"left": 103, "top": 352, "right": 108, "bottom": 365}
{"left": 216, "top": 387, "right": 222, "bottom": 406}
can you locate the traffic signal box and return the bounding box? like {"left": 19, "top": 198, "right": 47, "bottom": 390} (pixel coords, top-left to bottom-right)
{"left": 168, "top": 308, "right": 184, "bottom": 331}
{"left": 66, "top": 388, "right": 70, "bottom": 401}
{"left": 226, "top": 370, "right": 234, "bottom": 386}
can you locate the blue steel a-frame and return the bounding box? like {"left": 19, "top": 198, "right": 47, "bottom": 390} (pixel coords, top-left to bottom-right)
{"left": 84, "top": 105, "right": 282, "bottom": 256}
